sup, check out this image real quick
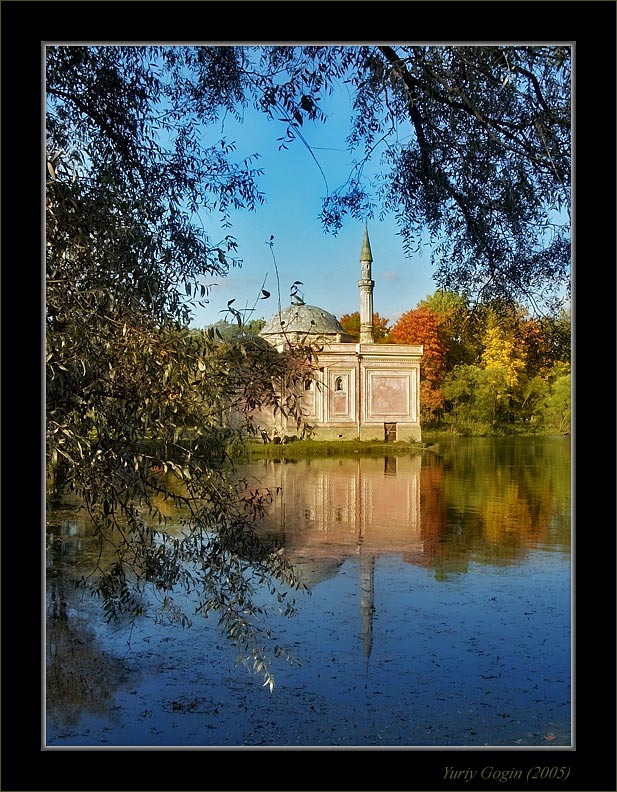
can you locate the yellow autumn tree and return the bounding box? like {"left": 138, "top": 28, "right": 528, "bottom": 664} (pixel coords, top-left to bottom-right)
{"left": 479, "top": 323, "right": 527, "bottom": 423}
{"left": 481, "top": 325, "right": 526, "bottom": 389}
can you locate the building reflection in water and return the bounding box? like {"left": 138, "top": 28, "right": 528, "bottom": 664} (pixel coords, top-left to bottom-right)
{"left": 258, "top": 456, "right": 422, "bottom": 550}
{"left": 254, "top": 455, "right": 423, "bottom": 668}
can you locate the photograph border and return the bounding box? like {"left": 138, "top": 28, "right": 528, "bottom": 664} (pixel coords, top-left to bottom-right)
{"left": 3, "top": 0, "right": 614, "bottom": 790}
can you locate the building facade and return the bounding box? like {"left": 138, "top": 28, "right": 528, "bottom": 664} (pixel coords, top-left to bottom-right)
{"left": 257, "top": 228, "right": 423, "bottom": 442}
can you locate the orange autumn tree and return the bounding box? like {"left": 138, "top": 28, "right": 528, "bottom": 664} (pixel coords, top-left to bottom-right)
{"left": 391, "top": 306, "right": 446, "bottom": 424}
{"left": 339, "top": 312, "right": 391, "bottom": 343}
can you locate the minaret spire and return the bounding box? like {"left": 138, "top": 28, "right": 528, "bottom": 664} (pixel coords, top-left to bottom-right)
{"left": 358, "top": 224, "right": 375, "bottom": 343}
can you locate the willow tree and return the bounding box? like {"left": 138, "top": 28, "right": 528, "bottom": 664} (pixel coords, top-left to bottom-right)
{"left": 46, "top": 44, "right": 570, "bottom": 683}
{"left": 46, "top": 46, "right": 317, "bottom": 689}
{"left": 248, "top": 45, "right": 570, "bottom": 314}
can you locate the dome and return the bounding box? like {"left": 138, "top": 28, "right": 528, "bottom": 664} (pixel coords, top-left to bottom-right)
{"left": 260, "top": 303, "right": 355, "bottom": 344}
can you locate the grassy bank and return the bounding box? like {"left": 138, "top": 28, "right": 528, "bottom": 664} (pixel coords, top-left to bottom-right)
{"left": 241, "top": 427, "right": 567, "bottom": 461}
{"left": 421, "top": 424, "right": 569, "bottom": 440}
{"left": 246, "top": 438, "right": 428, "bottom": 460}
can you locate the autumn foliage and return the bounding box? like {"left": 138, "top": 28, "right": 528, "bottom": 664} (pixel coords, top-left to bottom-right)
{"left": 338, "top": 294, "right": 570, "bottom": 431}
{"left": 391, "top": 307, "right": 447, "bottom": 422}
{"left": 391, "top": 307, "right": 446, "bottom": 377}
{"left": 387, "top": 296, "right": 570, "bottom": 431}
{"left": 339, "top": 312, "right": 391, "bottom": 343}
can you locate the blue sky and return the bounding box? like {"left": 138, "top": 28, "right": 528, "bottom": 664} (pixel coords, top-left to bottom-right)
{"left": 190, "top": 90, "right": 438, "bottom": 329}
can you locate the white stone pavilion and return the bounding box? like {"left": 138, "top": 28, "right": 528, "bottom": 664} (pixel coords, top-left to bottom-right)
{"left": 257, "top": 227, "right": 423, "bottom": 442}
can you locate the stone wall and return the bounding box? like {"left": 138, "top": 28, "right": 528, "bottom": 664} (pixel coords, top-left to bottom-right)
{"left": 252, "top": 342, "right": 423, "bottom": 443}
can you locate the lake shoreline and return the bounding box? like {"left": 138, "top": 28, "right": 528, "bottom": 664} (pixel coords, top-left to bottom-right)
{"left": 245, "top": 429, "right": 569, "bottom": 460}
{"left": 46, "top": 437, "right": 572, "bottom": 749}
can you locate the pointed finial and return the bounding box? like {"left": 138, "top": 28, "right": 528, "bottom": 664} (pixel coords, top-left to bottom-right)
{"left": 360, "top": 223, "right": 373, "bottom": 263}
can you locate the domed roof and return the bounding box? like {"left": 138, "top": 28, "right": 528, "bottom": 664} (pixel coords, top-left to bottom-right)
{"left": 260, "top": 303, "right": 354, "bottom": 343}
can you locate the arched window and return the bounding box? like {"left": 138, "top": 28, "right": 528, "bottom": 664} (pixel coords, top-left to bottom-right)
{"left": 304, "top": 379, "right": 313, "bottom": 391}
{"left": 335, "top": 376, "right": 344, "bottom": 392}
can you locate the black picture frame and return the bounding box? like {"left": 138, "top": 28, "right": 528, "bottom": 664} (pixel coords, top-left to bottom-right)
{"left": 3, "top": 1, "right": 614, "bottom": 790}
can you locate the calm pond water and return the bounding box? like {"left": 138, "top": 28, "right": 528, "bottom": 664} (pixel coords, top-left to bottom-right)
{"left": 45, "top": 436, "right": 571, "bottom": 748}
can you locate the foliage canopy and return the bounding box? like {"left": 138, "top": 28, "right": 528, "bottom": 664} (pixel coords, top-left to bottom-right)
{"left": 243, "top": 45, "right": 571, "bottom": 312}
{"left": 46, "top": 45, "right": 318, "bottom": 688}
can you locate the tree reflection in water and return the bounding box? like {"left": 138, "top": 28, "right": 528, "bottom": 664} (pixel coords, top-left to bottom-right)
{"left": 45, "top": 438, "right": 571, "bottom": 747}
{"left": 46, "top": 520, "right": 138, "bottom": 729}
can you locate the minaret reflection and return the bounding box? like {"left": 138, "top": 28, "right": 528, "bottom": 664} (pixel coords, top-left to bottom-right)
{"left": 260, "top": 455, "right": 423, "bottom": 669}
{"left": 356, "top": 455, "right": 375, "bottom": 673}
{"left": 359, "top": 550, "right": 375, "bottom": 672}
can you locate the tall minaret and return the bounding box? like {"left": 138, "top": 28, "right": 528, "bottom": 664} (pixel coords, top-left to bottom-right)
{"left": 358, "top": 225, "right": 375, "bottom": 343}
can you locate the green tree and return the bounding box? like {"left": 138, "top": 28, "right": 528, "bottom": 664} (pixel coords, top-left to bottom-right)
{"left": 46, "top": 46, "right": 316, "bottom": 689}
{"left": 442, "top": 364, "right": 512, "bottom": 434}
{"left": 441, "top": 365, "right": 489, "bottom": 434}
{"left": 284, "top": 45, "right": 569, "bottom": 312}
{"left": 543, "top": 372, "right": 571, "bottom": 434}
